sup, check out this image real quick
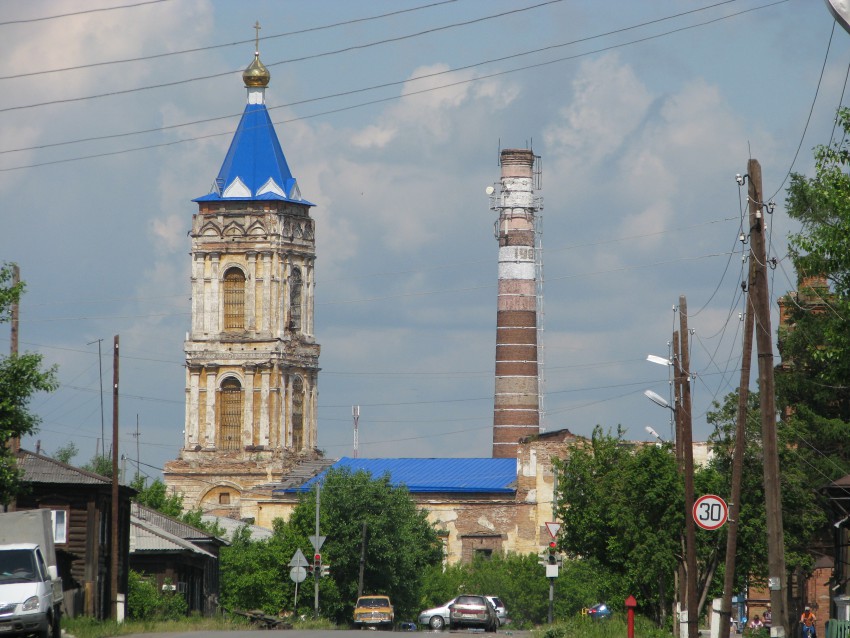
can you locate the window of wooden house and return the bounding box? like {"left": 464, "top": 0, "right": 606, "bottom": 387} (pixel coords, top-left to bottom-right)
{"left": 223, "top": 268, "right": 246, "bottom": 330}
{"left": 218, "top": 377, "right": 242, "bottom": 450}
{"left": 219, "top": 492, "right": 231, "bottom": 505}
{"left": 289, "top": 267, "right": 302, "bottom": 332}
{"left": 292, "top": 375, "right": 304, "bottom": 449}
{"left": 50, "top": 509, "right": 68, "bottom": 544}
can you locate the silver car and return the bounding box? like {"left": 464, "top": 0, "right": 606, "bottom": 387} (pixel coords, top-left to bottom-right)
{"left": 418, "top": 598, "right": 455, "bottom": 630}
{"left": 486, "top": 596, "right": 508, "bottom": 627}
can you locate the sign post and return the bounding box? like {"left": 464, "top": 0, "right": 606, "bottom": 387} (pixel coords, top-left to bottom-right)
{"left": 693, "top": 494, "right": 729, "bottom": 531}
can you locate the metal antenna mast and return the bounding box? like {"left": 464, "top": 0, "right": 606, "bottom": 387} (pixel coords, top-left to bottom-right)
{"left": 352, "top": 405, "right": 360, "bottom": 458}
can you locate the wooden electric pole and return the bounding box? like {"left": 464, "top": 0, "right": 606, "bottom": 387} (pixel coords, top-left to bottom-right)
{"left": 747, "top": 158, "right": 788, "bottom": 635}
{"left": 719, "top": 256, "right": 756, "bottom": 638}
{"left": 679, "top": 297, "right": 698, "bottom": 638}
{"left": 111, "top": 335, "right": 120, "bottom": 620}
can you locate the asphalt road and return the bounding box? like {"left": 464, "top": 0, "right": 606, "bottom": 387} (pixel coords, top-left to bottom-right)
{"left": 116, "top": 629, "right": 534, "bottom": 638}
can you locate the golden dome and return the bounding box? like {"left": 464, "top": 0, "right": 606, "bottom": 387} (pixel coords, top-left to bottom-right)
{"left": 243, "top": 53, "right": 270, "bottom": 87}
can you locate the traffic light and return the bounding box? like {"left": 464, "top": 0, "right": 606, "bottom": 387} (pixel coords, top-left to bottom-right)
{"left": 548, "top": 541, "right": 557, "bottom": 565}
{"left": 314, "top": 553, "right": 321, "bottom": 566}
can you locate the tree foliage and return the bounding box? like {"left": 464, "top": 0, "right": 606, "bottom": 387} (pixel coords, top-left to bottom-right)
{"left": 286, "top": 468, "right": 443, "bottom": 623}
{"left": 0, "top": 263, "right": 58, "bottom": 505}
{"left": 219, "top": 468, "right": 442, "bottom": 624}
{"left": 553, "top": 426, "right": 733, "bottom": 625}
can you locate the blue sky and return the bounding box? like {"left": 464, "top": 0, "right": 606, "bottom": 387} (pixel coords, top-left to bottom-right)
{"left": 1, "top": 0, "right": 847, "bottom": 482}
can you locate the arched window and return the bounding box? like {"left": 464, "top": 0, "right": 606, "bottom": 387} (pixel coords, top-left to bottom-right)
{"left": 289, "top": 267, "right": 302, "bottom": 332}
{"left": 218, "top": 377, "right": 242, "bottom": 450}
{"left": 292, "top": 376, "right": 304, "bottom": 450}
{"left": 223, "top": 268, "right": 246, "bottom": 330}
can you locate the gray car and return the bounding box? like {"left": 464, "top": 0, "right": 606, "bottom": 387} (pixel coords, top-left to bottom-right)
{"left": 486, "top": 596, "right": 508, "bottom": 627}
{"left": 418, "top": 598, "right": 455, "bottom": 630}
{"left": 449, "top": 594, "right": 498, "bottom": 632}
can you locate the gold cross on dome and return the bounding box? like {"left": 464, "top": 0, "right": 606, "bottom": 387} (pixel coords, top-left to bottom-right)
{"left": 254, "top": 21, "right": 261, "bottom": 53}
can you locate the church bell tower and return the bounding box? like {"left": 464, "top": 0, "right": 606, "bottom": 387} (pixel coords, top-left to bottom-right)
{"left": 164, "top": 35, "right": 321, "bottom": 514}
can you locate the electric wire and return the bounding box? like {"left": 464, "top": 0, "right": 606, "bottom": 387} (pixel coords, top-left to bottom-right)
{"left": 0, "top": 0, "right": 566, "bottom": 114}
{"left": 0, "top": 0, "right": 786, "bottom": 166}
{"left": 766, "top": 19, "right": 836, "bottom": 202}
{"left": 0, "top": 0, "right": 459, "bottom": 80}
{"left": 0, "top": 0, "right": 172, "bottom": 27}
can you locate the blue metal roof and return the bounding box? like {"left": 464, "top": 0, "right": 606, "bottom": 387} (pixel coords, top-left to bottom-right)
{"left": 275, "top": 457, "right": 517, "bottom": 495}
{"left": 195, "top": 100, "right": 313, "bottom": 205}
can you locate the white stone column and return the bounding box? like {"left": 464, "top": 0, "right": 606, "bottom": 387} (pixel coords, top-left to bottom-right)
{"left": 260, "top": 367, "right": 270, "bottom": 447}
{"left": 244, "top": 365, "right": 255, "bottom": 447}
{"left": 246, "top": 252, "right": 257, "bottom": 331}
{"left": 191, "top": 253, "right": 204, "bottom": 335}
{"left": 209, "top": 253, "right": 220, "bottom": 334}
{"left": 187, "top": 367, "right": 201, "bottom": 447}
{"left": 306, "top": 261, "right": 314, "bottom": 337}
{"left": 205, "top": 366, "right": 217, "bottom": 448}
{"left": 260, "top": 252, "right": 271, "bottom": 334}
{"left": 308, "top": 376, "right": 318, "bottom": 448}
{"left": 283, "top": 374, "right": 291, "bottom": 447}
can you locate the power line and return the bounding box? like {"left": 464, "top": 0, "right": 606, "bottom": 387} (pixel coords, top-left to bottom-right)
{"left": 0, "top": 0, "right": 565, "bottom": 114}
{"left": 0, "top": 0, "right": 781, "bottom": 158}
{"left": 0, "top": 0, "right": 173, "bottom": 27}
{"left": 0, "top": 0, "right": 459, "bottom": 80}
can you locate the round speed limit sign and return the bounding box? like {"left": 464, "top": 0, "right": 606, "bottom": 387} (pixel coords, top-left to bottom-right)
{"left": 692, "top": 494, "right": 728, "bottom": 530}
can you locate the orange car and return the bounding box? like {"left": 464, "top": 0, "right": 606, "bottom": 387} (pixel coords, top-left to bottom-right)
{"left": 353, "top": 595, "right": 394, "bottom": 630}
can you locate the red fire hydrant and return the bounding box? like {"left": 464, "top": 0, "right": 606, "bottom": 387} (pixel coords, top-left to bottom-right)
{"left": 625, "top": 595, "right": 637, "bottom": 638}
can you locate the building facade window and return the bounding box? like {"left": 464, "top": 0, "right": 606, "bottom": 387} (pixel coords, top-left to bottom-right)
{"left": 219, "top": 492, "right": 231, "bottom": 505}
{"left": 292, "top": 375, "right": 304, "bottom": 450}
{"left": 289, "top": 267, "right": 302, "bottom": 332}
{"left": 223, "top": 268, "right": 246, "bottom": 330}
{"left": 218, "top": 377, "right": 243, "bottom": 450}
{"left": 50, "top": 509, "right": 68, "bottom": 544}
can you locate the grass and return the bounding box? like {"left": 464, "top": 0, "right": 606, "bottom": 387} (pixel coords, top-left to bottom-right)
{"left": 62, "top": 613, "right": 338, "bottom": 638}
{"left": 538, "top": 615, "right": 671, "bottom": 638}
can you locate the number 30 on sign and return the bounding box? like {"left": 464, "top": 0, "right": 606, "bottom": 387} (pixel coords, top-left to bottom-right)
{"left": 692, "top": 494, "right": 729, "bottom": 530}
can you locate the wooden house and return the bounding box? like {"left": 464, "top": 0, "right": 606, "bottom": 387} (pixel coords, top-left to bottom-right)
{"left": 130, "top": 503, "right": 225, "bottom": 616}
{"left": 13, "top": 449, "right": 135, "bottom": 620}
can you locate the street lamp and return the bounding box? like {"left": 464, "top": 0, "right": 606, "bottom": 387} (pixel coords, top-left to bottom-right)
{"left": 644, "top": 389, "right": 672, "bottom": 410}
{"left": 645, "top": 425, "right": 664, "bottom": 446}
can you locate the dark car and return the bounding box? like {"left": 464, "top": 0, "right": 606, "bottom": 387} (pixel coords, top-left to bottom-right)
{"left": 587, "top": 603, "right": 612, "bottom": 620}
{"left": 449, "top": 595, "right": 498, "bottom": 632}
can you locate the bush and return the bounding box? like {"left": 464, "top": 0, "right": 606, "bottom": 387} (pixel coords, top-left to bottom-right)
{"left": 127, "top": 570, "right": 188, "bottom": 621}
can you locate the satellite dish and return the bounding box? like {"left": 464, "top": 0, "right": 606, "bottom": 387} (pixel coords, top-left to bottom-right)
{"left": 485, "top": 185, "right": 495, "bottom": 195}
{"left": 826, "top": 0, "right": 850, "bottom": 34}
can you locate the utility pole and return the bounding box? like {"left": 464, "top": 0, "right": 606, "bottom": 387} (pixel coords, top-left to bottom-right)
{"left": 672, "top": 329, "right": 685, "bottom": 638}
{"left": 353, "top": 405, "right": 360, "bottom": 458}
{"left": 111, "top": 335, "right": 120, "bottom": 620}
{"left": 679, "top": 297, "right": 698, "bottom": 638}
{"left": 314, "top": 482, "right": 321, "bottom": 619}
{"left": 747, "top": 158, "right": 788, "bottom": 635}
{"left": 719, "top": 248, "right": 756, "bottom": 638}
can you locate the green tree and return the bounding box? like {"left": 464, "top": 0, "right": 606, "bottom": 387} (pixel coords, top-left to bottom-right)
{"left": 286, "top": 468, "right": 443, "bottom": 623}
{"left": 0, "top": 263, "right": 58, "bottom": 505}
{"left": 127, "top": 569, "right": 188, "bottom": 620}
{"left": 220, "top": 519, "right": 313, "bottom": 617}
{"left": 553, "top": 427, "right": 724, "bottom": 625}
{"left": 131, "top": 476, "right": 184, "bottom": 518}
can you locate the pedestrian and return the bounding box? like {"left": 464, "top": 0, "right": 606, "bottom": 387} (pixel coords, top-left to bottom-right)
{"left": 801, "top": 606, "right": 817, "bottom": 638}
{"left": 750, "top": 615, "right": 764, "bottom": 630}
{"left": 763, "top": 605, "right": 772, "bottom": 629}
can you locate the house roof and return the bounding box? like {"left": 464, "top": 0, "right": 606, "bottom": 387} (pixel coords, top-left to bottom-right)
{"left": 274, "top": 457, "right": 517, "bottom": 495}
{"left": 194, "top": 56, "right": 312, "bottom": 205}
{"left": 17, "top": 449, "right": 115, "bottom": 485}
{"left": 130, "top": 515, "right": 216, "bottom": 558}
{"left": 131, "top": 503, "right": 225, "bottom": 546}
{"left": 200, "top": 515, "right": 274, "bottom": 542}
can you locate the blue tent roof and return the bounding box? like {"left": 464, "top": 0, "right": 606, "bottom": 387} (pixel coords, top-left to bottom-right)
{"left": 194, "top": 100, "right": 313, "bottom": 205}
{"left": 275, "top": 458, "right": 517, "bottom": 495}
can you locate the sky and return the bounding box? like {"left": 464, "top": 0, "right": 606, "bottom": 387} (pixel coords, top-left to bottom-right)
{"left": 1, "top": 0, "right": 848, "bottom": 484}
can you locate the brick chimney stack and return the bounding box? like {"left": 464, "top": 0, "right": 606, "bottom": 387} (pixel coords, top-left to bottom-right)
{"left": 491, "top": 149, "right": 541, "bottom": 458}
